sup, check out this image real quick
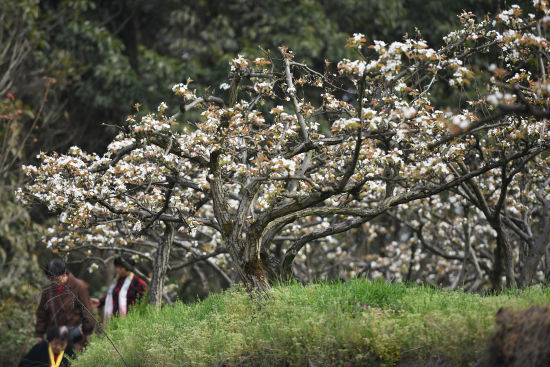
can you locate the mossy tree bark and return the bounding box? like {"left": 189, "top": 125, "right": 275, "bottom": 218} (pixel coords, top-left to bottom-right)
{"left": 516, "top": 190, "right": 550, "bottom": 287}
{"left": 148, "top": 222, "right": 175, "bottom": 306}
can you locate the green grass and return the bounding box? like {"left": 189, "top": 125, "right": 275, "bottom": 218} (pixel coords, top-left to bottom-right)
{"left": 73, "top": 280, "right": 550, "bottom": 367}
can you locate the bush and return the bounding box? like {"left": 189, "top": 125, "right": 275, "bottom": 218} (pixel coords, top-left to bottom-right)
{"left": 0, "top": 283, "right": 42, "bottom": 366}
{"left": 73, "top": 280, "right": 550, "bottom": 367}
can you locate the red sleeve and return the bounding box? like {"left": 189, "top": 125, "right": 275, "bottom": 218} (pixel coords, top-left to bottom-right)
{"left": 136, "top": 277, "right": 147, "bottom": 297}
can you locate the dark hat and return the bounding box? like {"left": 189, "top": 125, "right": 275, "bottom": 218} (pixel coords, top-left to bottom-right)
{"left": 46, "top": 259, "right": 67, "bottom": 278}
{"left": 114, "top": 252, "right": 135, "bottom": 271}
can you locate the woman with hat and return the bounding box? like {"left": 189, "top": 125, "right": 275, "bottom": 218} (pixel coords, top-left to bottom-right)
{"left": 90, "top": 253, "right": 147, "bottom": 320}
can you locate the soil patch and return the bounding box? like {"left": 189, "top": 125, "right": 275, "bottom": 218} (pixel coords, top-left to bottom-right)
{"left": 486, "top": 304, "right": 550, "bottom": 367}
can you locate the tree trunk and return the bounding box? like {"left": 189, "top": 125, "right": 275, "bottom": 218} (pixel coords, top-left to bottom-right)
{"left": 281, "top": 247, "right": 298, "bottom": 280}
{"left": 148, "top": 222, "right": 174, "bottom": 306}
{"left": 226, "top": 235, "right": 270, "bottom": 295}
{"left": 491, "top": 240, "right": 504, "bottom": 290}
{"left": 491, "top": 221, "right": 516, "bottom": 289}
{"left": 241, "top": 257, "right": 269, "bottom": 294}
{"left": 501, "top": 230, "right": 516, "bottom": 288}
{"left": 451, "top": 224, "right": 470, "bottom": 290}
{"left": 518, "top": 200, "right": 550, "bottom": 287}
{"left": 260, "top": 251, "right": 282, "bottom": 282}
{"left": 519, "top": 245, "right": 547, "bottom": 287}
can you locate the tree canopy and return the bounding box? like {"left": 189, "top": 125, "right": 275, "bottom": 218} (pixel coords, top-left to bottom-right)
{"left": 18, "top": 2, "right": 550, "bottom": 303}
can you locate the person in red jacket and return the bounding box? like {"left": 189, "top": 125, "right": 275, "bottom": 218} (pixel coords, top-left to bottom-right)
{"left": 90, "top": 253, "right": 147, "bottom": 320}
{"left": 35, "top": 259, "right": 95, "bottom": 350}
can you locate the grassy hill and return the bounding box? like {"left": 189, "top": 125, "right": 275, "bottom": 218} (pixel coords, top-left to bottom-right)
{"left": 73, "top": 280, "right": 550, "bottom": 366}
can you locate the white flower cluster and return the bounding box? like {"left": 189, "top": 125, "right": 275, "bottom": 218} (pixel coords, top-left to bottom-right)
{"left": 486, "top": 91, "right": 515, "bottom": 106}
{"left": 331, "top": 117, "right": 361, "bottom": 132}
{"left": 107, "top": 137, "right": 135, "bottom": 153}
{"left": 158, "top": 102, "right": 168, "bottom": 113}
{"left": 496, "top": 5, "right": 523, "bottom": 26}
{"left": 253, "top": 81, "right": 273, "bottom": 95}
{"left": 269, "top": 157, "right": 297, "bottom": 178}
{"left": 338, "top": 59, "right": 376, "bottom": 75}
{"left": 133, "top": 113, "right": 171, "bottom": 133}
{"left": 230, "top": 54, "right": 249, "bottom": 71}
{"left": 172, "top": 82, "right": 197, "bottom": 101}
{"left": 346, "top": 33, "right": 366, "bottom": 48}
{"left": 322, "top": 93, "right": 353, "bottom": 112}
{"left": 447, "top": 59, "right": 472, "bottom": 87}
{"left": 451, "top": 115, "right": 470, "bottom": 129}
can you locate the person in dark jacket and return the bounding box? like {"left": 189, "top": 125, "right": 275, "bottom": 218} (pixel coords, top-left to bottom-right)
{"left": 90, "top": 253, "right": 147, "bottom": 320}
{"left": 35, "top": 259, "right": 95, "bottom": 349}
{"left": 19, "top": 325, "right": 74, "bottom": 367}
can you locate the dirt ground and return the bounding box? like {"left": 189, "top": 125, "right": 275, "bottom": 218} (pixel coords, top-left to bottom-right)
{"left": 485, "top": 304, "right": 550, "bottom": 367}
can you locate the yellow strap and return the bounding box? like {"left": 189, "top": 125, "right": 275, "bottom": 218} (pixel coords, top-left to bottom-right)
{"left": 48, "top": 343, "right": 65, "bottom": 367}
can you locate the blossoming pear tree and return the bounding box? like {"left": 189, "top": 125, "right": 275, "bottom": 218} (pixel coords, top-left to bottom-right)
{"left": 380, "top": 155, "right": 549, "bottom": 290}
{"left": 18, "top": 2, "right": 550, "bottom": 300}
